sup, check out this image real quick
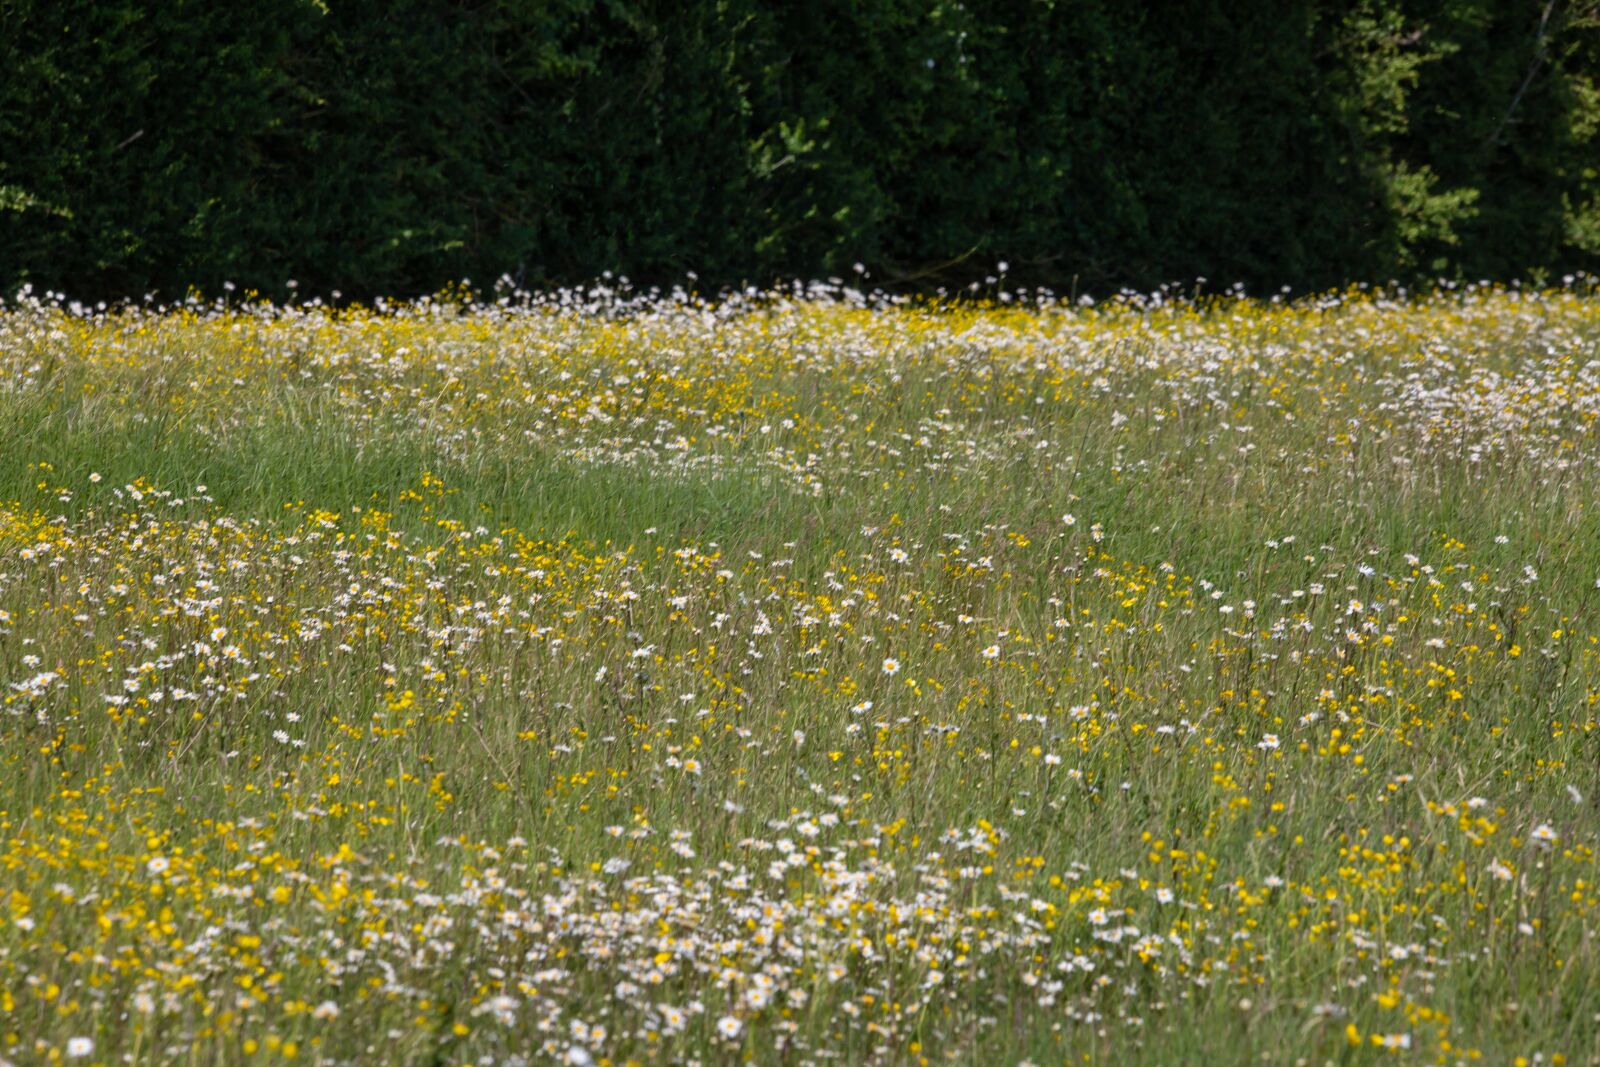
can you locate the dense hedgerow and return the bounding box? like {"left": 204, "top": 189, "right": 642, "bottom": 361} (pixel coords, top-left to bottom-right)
{"left": 3, "top": 0, "right": 1600, "bottom": 299}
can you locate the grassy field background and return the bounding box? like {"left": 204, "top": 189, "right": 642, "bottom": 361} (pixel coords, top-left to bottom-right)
{"left": 2, "top": 285, "right": 1599, "bottom": 1065}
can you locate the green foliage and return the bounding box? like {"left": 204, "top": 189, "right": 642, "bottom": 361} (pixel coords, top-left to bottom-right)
{"left": 1, "top": 0, "right": 1598, "bottom": 297}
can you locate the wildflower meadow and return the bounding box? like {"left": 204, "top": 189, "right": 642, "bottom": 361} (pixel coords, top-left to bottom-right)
{"left": 2, "top": 281, "right": 1599, "bottom": 1065}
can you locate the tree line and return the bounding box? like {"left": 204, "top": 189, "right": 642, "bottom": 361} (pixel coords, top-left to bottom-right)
{"left": 3, "top": 0, "right": 1598, "bottom": 299}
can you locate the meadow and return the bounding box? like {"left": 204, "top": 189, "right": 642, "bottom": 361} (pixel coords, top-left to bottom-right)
{"left": 2, "top": 281, "right": 1599, "bottom": 1065}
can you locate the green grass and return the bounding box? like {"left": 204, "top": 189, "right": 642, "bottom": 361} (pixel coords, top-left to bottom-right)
{"left": 1, "top": 291, "right": 1599, "bottom": 1065}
